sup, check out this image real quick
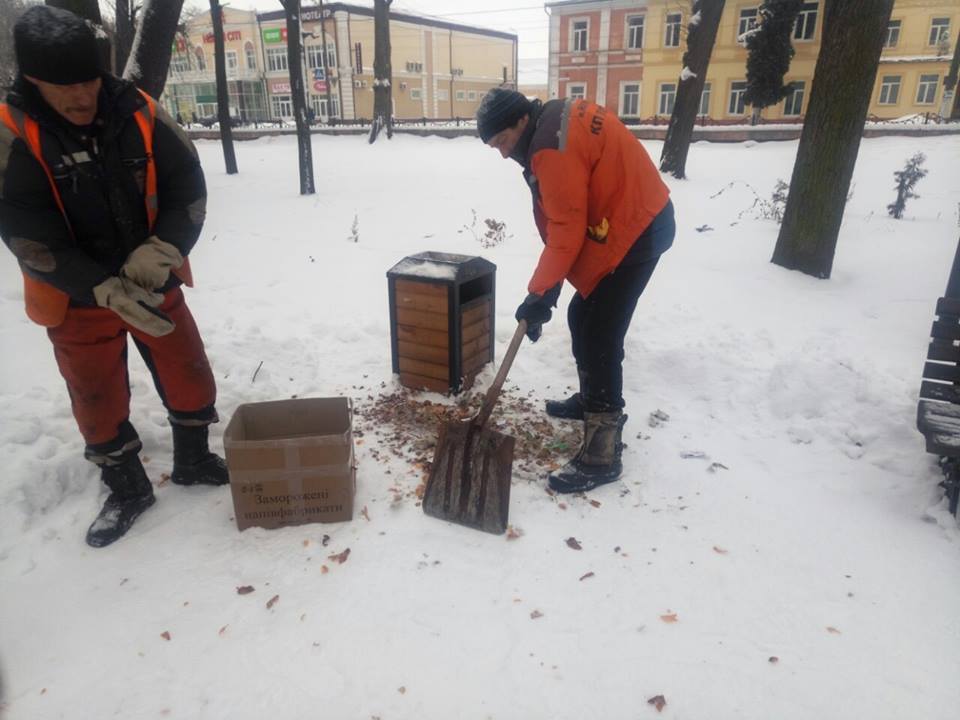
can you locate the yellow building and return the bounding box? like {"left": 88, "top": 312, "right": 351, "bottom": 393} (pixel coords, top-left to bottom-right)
{"left": 161, "top": 3, "right": 517, "bottom": 124}
{"left": 546, "top": 0, "right": 959, "bottom": 122}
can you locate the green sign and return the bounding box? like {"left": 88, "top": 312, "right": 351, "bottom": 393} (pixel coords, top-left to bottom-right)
{"left": 263, "top": 27, "right": 284, "bottom": 43}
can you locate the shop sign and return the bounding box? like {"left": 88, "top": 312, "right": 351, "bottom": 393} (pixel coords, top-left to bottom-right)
{"left": 271, "top": 81, "right": 292, "bottom": 94}
{"left": 203, "top": 30, "right": 242, "bottom": 44}
{"left": 262, "top": 27, "right": 288, "bottom": 43}
{"left": 313, "top": 81, "right": 328, "bottom": 93}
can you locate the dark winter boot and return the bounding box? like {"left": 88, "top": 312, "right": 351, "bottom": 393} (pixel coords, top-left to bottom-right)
{"left": 170, "top": 423, "right": 230, "bottom": 486}
{"left": 545, "top": 371, "right": 587, "bottom": 420}
{"left": 86, "top": 455, "right": 156, "bottom": 548}
{"left": 548, "top": 411, "right": 627, "bottom": 494}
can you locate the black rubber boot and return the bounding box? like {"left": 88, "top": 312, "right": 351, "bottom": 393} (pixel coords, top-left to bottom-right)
{"left": 86, "top": 455, "right": 156, "bottom": 548}
{"left": 171, "top": 423, "right": 230, "bottom": 486}
{"left": 545, "top": 371, "right": 588, "bottom": 420}
{"left": 548, "top": 411, "right": 627, "bottom": 494}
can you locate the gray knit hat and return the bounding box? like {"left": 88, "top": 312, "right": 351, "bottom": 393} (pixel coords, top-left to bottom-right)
{"left": 476, "top": 88, "right": 532, "bottom": 142}
{"left": 14, "top": 5, "right": 102, "bottom": 85}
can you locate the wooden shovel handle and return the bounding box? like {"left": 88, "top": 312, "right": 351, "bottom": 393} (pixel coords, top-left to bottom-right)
{"left": 476, "top": 320, "right": 527, "bottom": 429}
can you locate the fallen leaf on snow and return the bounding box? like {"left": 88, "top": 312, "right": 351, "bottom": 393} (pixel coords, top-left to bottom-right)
{"left": 826, "top": 626, "right": 841, "bottom": 635}
{"left": 321, "top": 534, "right": 331, "bottom": 546}
{"left": 328, "top": 548, "right": 351, "bottom": 564}
{"left": 321, "top": 565, "right": 329, "bottom": 574}
{"left": 218, "top": 625, "right": 228, "bottom": 636}
{"left": 712, "top": 546, "right": 728, "bottom": 555}
{"left": 647, "top": 695, "right": 667, "bottom": 712}
{"left": 558, "top": 502, "right": 567, "bottom": 510}
{"left": 236, "top": 585, "right": 255, "bottom": 595}
{"left": 589, "top": 499, "right": 601, "bottom": 508}
{"left": 160, "top": 631, "right": 171, "bottom": 641}
{"left": 566, "top": 537, "right": 582, "bottom": 550}
{"left": 506, "top": 526, "right": 524, "bottom": 540}
{"left": 530, "top": 610, "right": 543, "bottom": 619}
{"left": 660, "top": 613, "right": 679, "bottom": 623}
{"left": 398, "top": 686, "right": 406, "bottom": 695}
{"left": 361, "top": 506, "right": 371, "bottom": 521}
{"left": 579, "top": 572, "right": 595, "bottom": 581}
{"left": 40, "top": 688, "right": 47, "bottom": 695}
{"left": 266, "top": 595, "right": 280, "bottom": 610}
{"left": 769, "top": 656, "right": 779, "bottom": 664}
{"left": 302, "top": 539, "right": 309, "bottom": 547}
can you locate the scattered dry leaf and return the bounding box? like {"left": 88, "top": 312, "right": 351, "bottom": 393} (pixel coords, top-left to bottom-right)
{"left": 579, "top": 572, "right": 595, "bottom": 581}
{"left": 565, "top": 537, "right": 582, "bottom": 550}
{"left": 647, "top": 695, "right": 667, "bottom": 712}
{"left": 713, "top": 546, "right": 728, "bottom": 555}
{"left": 826, "top": 626, "right": 841, "bottom": 635}
{"left": 361, "top": 506, "right": 371, "bottom": 521}
{"left": 398, "top": 686, "right": 406, "bottom": 695}
{"left": 157, "top": 473, "right": 170, "bottom": 487}
{"left": 266, "top": 595, "right": 280, "bottom": 610}
{"left": 506, "top": 526, "right": 524, "bottom": 540}
{"left": 530, "top": 610, "right": 543, "bottom": 620}
{"left": 40, "top": 688, "right": 47, "bottom": 695}
{"left": 321, "top": 534, "right": 331, "bottom": 546}
{"left": 660, "top": 613, "right": 679, "bottom": 624}
{"left": 302, "top": 539, "right": 310, "bottom": 547}
{"left": 160, "top": 631, "right": 171, "bottom": 641}
{"left": 589, "top": 499, "right": 601, "bottom": 508}
{"left": 328, "top": 548, "right": 351, "bottom": 564}
{"left": 769, "top": 656, "right": 779, "bottom": 664}
{"left": 558, "top": 502, "right": 568, "bottom": 510}
{"left": 236, "top": 585, "right": 255, "bottom": 595}
{"left": 218, "top": 625, "right": 228, "bottom": 636}
{"left": 321, "top": 565, "right": 329, "bottom": 574}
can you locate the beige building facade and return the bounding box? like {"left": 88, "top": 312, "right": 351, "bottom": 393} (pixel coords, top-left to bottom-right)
{"left": 161, "top": 3, "right": 517, "bottom": 124}
{"left": 545, "top": 0, "right": 959, "bottom": 123}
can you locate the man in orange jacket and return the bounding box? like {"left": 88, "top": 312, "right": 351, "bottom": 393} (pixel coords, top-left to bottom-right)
{"left": 0, "top": 6, "right": 227, "bottom": 547}
{"left": 478, "top": 88, "right": 675, "bottom": 494}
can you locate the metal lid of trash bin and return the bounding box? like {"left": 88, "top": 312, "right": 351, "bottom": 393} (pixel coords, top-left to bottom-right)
{"left": 387, "top": 252, "right": 496, "bottom": 284}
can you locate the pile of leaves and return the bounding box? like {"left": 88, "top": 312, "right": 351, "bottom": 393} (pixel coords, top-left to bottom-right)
{"left": 354, "top": 385, "right": 582, "bottom": 486}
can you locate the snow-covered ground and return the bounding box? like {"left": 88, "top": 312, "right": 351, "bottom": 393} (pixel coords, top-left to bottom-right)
{"left": 1, "top": 134, "right": 958, "bottom": 719}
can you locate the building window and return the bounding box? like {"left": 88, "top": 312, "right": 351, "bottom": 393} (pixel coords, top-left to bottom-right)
{"left": 884, "top": 19, "right": 901, "bottom": 48}
{"left": 572, "top": 19, "right": 588, "bottom": 52}
{"left": 310, "top": 95, "right": 340, "bottom": 119}
{"left": 307, "top": 45, "right": 327, "bottom": 70}
{"left": 171, "top": 52, "right": 190, "bottom": 73}
{"left": 245, "top": 41, "right": 257, "bottom": 70}
{"left": 455, "top": 89, "right": 465, "bottom": 101}
{"left": 226, "top": 51, "right": 238, "bottom": 72}
{"left": 271, "top": 94, "right": 292, "bottom": 118}
{"left": 728, "top": 80, "right": 747, "bottom": 114}
{"left": 929, "top": 18, "right": 950, "bottom": 47}
{"left": 626, "top": 15, "right": 644, "bottom": 50}
{"left": 738, "top": 8, "right": 758, "bottom": 43}
{"left": 195, "top": 102, "right": 216, "bottom": 118}
{"left": 467, "top": 90, "right": 477, "bottom": 101}
{"left": 658, "top": 82, "right": 676, "bottom": 115}
{"left": 916, "top": 74, "right": 939, "bottom": 104}
{"left": 664, "top": 13, "right": 682, "bottom": 47}
{"left": 793, "top": 2, "right": 817, "bottom": 41}
{"left": 326, "top": 42, "right": 337, "bottom": 69}
{"left": 568, "top": 83, "right": 586, "bottom": 100}
{"left": 266, "top": 47, "right": 288, "bottom": 72}
{"left": 194, "top": 48, "right": 206, "bottom": 71}
{"left": 783, "top": 81, "right": 805, "bottom": 116}
{"left": 878, "top": 75, "right": 901, "bottom": 105}
{"left": 698, "top": 82, "right": 711, "bottom": 116}
{"left": 405, "top": 61, "right": 423, "bottom": 73}
{"left": 437, "top": 88, "right": 448, "bottom": 101}
{"left": 411, "top": 87, "right": 422, "bottom": 100}
{"left": 620, "top": 82, "right": 640, "bottom": 117}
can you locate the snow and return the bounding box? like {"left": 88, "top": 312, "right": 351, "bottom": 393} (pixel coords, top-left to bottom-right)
{"left": 680, "top": 66, "right": 697, "bottom": 82}
{"left": 1, "top": 134, "right": 959, "bottom": 718}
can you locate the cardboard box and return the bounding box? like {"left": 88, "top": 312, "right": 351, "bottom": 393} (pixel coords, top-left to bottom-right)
{"left": 224, "top": 397, "right": 355, "bottom": 530}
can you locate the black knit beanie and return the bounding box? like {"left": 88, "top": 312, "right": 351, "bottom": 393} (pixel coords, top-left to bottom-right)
{"left": 476, "top": 88, "right": 533, "bottom": 142}
{"left": 14, "top": 5, "right": 102, "bottom": 85}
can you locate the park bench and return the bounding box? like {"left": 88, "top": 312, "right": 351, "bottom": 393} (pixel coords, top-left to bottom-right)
{"left": 917, "top": 239, "right": 960, "bottom": 516}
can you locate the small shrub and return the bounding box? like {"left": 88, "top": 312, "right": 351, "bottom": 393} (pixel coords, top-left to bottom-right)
{"left": 887, "top": 152, "right": 927, "bottom": 220}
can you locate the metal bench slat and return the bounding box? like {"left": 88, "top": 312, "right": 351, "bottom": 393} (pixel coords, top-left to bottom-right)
{"left": 926, "top": 339, "right": 960, "bottom": 363}
{"left": 923, "top": 361, "right": 960, "bottom": 383}
{"left": 935, "top": 296, "right": 960, "bottom": 317}
{"left": 931, "top": 318, "right": 960, "bottom": 342}
{"left": 920, "top": 381, "right": 960, "bottom": 403}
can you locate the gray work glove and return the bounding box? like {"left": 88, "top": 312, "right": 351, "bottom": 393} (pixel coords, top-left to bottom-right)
{"left": 121, "top": 235, "right": 183, "bottom": 290}
{"left": 93, "top": 276, "right": 176, "bottom": 337}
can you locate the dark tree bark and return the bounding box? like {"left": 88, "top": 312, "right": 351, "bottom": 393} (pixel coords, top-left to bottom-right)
{"left": 771, "top": 0, "right": 895, "bottom": 279}
{"left": 659, "top": 0, "right": 725, "bottom": 179}
{"left": 744, "top": 0, "right": 803, "bottom": 125}
{"left": 280, "top": 0, "right": 315, "bottom": 194}
{"left": 940, "top": 27, "right": 960, "bottom": 120}
{"left": 210, "top": 0, "right": 237, "bottom": 174}
{"left": 368, "top": 0, "right": 393, "bottom": 144}
{"left": 0, "top": 1, "right": 32, "bottom": 86}
{"left": 46, "top": 0, "right": 111, "bottom": 72}
{"left": 114, "top": 0, "right": 135, "bottom": 77}
{"left": 123, "top": 0, "right": 186, "bottom": 99}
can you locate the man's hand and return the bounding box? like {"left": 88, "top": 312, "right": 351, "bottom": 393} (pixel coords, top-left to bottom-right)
{"left": 515, "top": 293, "right": 553, "bottom": 343}
{"left": 121, "top": 236, "right": 183, "bottom": 290}
{"left": 93, "top": 276, "right": 175, "bottom": 337}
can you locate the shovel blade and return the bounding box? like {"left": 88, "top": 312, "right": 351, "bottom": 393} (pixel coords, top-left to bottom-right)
{"left": 422, "top": 418, "right": 514, "bottom": 534}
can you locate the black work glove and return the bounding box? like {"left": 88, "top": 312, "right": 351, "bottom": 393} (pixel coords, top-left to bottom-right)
{"left": 515, "top": 282, "right": 562, "bottom": 343}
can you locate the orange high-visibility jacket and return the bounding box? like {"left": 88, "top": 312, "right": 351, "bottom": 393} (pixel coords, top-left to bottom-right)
{"left": 523, "top": 99, "right": 670, "bottom": 298}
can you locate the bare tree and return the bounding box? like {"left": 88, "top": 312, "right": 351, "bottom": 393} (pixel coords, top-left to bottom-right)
{"left": 209, "top": 0, "right": 237, "bottom": 174}
{"left": 368, "top": 0, "right": 393, "bottom": 144}
{"left": 771, "top": 0, "right": 895, "bottom": 279}
{"left": 280, "top": 0, "right": 315, "bottom": 194}
{"left": 659, "top": 0, "right": 725, "bottom": 179}
{"left": 123, "top": 0, "right": 186, "bottom": 99}
{"left": 114, "top": 0, "right": 136, "bottom": 76}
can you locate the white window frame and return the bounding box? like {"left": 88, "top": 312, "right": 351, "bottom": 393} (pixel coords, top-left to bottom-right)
{"left": 878, "top": 75, "right": 901, "bottom": 105}
{"left": 455, "top": 89, "right": 465, "bottom": 101}
{"left": 916, "top": 74, "right": 939, "bottom": 104}
{"left": 171, "top": 52, "right": 190, "bottom": 73}
{"left": 884, "top": 19, "right": 901, "bottom": 49}
{"left": 326, "top": 41, "right": 337, "bottom": 69}
{"left": 271, "top": 94, "right": 293, "bottom": 119}
{"left": 306, "top": 45, "right": 326, "bottom": 70}
{"left": 571, "top": 17, "right": 589, "bottom": 53}
{"left": 792, "top": 2, "right": 818, "bottom": 41}
{"left": 226, "top": 51, "right": 238, "bottom": 72}
{"left": 626, "top": 15, "right": 645, "bottom": 51}
{"left": 568, "top": 82, "right": 586, "bottom": 100}
{"left": 310, "top": 95, "right": 340, "bottom": 119}
{"left": 658, "top": 82, "right": 676, "bottom": 115}
{"left": 728, "top": 80, "right": 748, "bottom": 115}
{"left": 698, "top": 82, "right": 711, "bottom": 116}
{"left": 467, "top": 90, "right": 477, "bottom": 101}
{"left": 410, "top": 87, "right": 423, "bottom": 100}
{"left": 266, "top": 46, "right": 288, "bottom": 73}
{"left": 194, "top": 48, "right": 206, "bottom": 71}
{"left": 738, "top": 7, "right": 759, "bottom": 44}
{"left": 195, "top": 102, "right": 216, "bottom": 118}
{"left": 783, "top": 81, "right": 805, "bottom": 116}
{"left": 437, "top": 88, "right": 449, "bottom": 101}
{"left": 664, "top": 13, "right": 682, "bottom": 48}
{"left": 619, "top": 81, "right": 641, "bottom": 118}
{"left": 929, "top": 17, "right": 950, "bottom": 47}
{"left": 245, "top": 42, "right": 257, "bottom": 70}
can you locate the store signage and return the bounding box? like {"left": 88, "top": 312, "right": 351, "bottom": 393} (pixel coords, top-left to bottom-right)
{"left": 314, "top": 81, "right": 328, "bottom": 93}
{"left": 262, "top": 27, "right": 288, "bottom": 43}
{"left": 203, "top": 30, "right": 242, "bottom": 44}
{"left": 271, "top": 81, "right": 292, "bottom": 94}
{"left": 301, "top": 8, "right": 334, "bottom": 21}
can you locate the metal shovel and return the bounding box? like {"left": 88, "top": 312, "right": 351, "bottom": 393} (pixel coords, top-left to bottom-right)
{"left": 422, "top": 321, "right": 527, "bottom": 534}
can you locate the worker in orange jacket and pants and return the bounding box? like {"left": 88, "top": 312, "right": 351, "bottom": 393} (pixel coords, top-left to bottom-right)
{"left": 477, "top": 88, "right": 675, "bottom": 494}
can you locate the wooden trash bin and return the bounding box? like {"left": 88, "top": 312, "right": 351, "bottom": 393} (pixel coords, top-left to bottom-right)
{"left": 387, "top": 252, "right": 496, "bottom": 394}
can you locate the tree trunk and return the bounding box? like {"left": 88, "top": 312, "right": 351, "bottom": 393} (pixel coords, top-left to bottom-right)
{"left": 939, "top": 27, "right": 960, "bottom": 120}
{"left": 368, "top": 0, "right": 393, "bottom": 144}
{"left": 210, "top": 0, "right": 237, "bottom": 174}
{"left": 46, "top": 0, "right": 111, "bottom": 72}
{"left": 281, "top": 0, "right": 315, "bottom": 194}
{"left": 659, "top": 0, "right": 725, "bottom": 179}
{"left": 114, "top": 0, "right": 134, "bottom": 76}
{"left": 771, "top": 0, "right": 894, "bottom": 278}
{"left": 123, "top": 0, "right": 186, "bottom": 99}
